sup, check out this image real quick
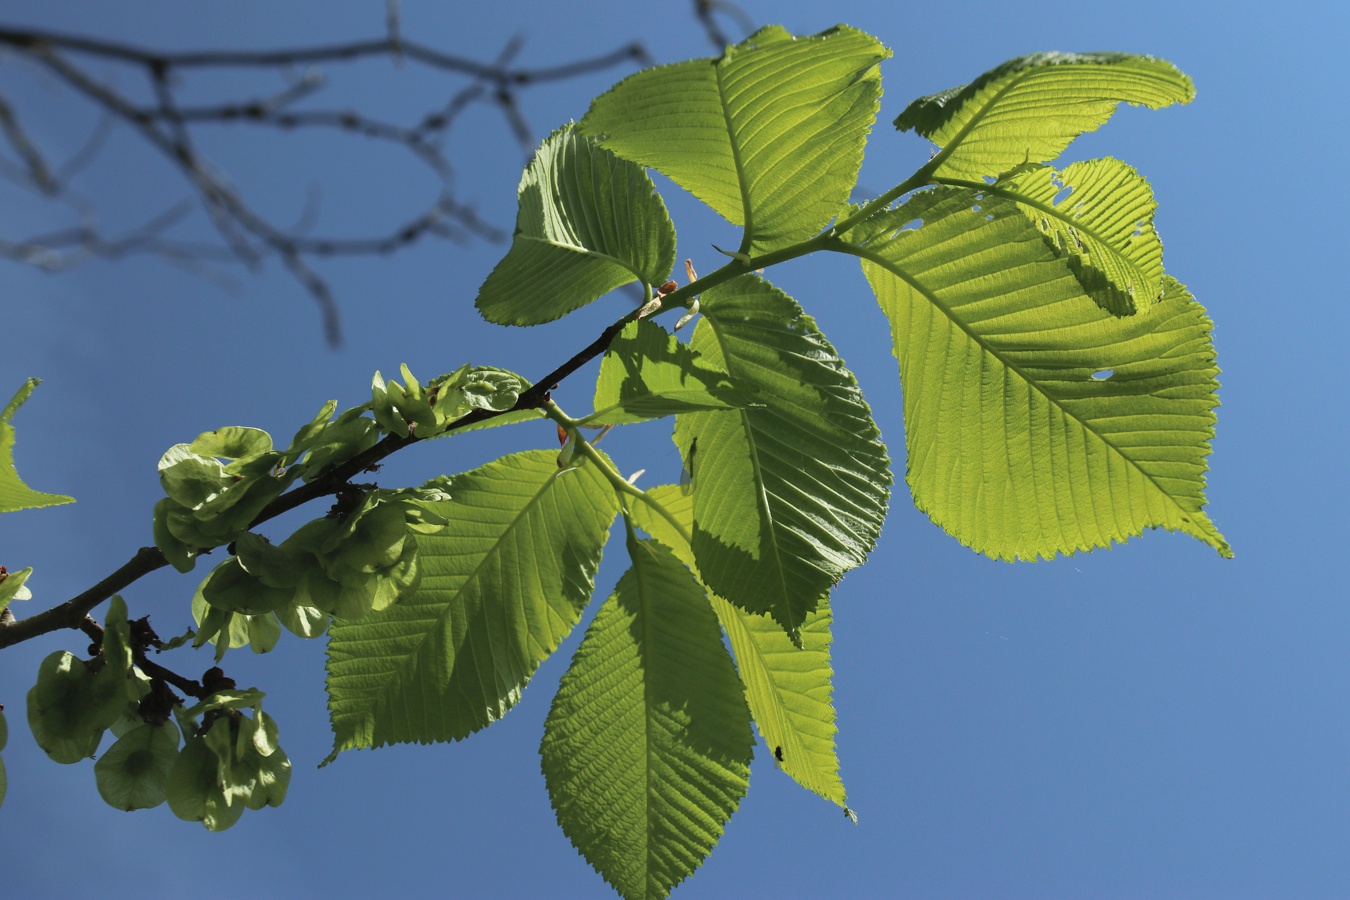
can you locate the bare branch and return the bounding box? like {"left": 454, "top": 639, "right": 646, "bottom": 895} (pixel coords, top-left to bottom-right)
{"left": 0, "top": 24, "right": 649, "bottom": 345}
{"left": 691, "top": 0, "right": 756, "bottom": 50}
{"left": 0, "top": 94, "right": 55, "bottom": 193}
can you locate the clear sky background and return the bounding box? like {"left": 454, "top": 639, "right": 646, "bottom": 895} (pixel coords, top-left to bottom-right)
{"left": 2, "top": 1, "right": 1345, "bottom": 897}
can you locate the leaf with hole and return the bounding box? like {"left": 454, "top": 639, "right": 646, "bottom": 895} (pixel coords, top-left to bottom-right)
{"left": 844, "top": 186, "right": 1227, "bottom": 559}
{"left": 952, "top": 158, "right": 1166, "bottom": 315}
{"left": 895, "top": 52, "right": 1193, "bottom": 181}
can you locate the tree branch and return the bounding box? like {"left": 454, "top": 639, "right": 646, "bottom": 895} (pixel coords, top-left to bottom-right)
{"left": 0, "top": 23, "right": 649, "bottom": 345}
{"left": 0, "top": 302, "right": 645, "bottom": 649}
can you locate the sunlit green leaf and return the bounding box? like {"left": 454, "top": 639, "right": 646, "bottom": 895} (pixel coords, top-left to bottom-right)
{"left": 541, "top": 532, "right": 752, "bottom": 900}
{"left": 0, "top": 379, "right": 73, "bottom": 513}
{"left": 673, "top": 276, "right": 891, "bottom": 637}
{"left": 325, "top": 450, "right": 620, "bottom": 758}
{"left": 943, "top": 158, "right": 1165, "bottom": 315}
{"left": 631, "top": 484, "right": 846, "bottom": 806}
{"left": 580, "top": 25, "right": 887, "bottom": 255}
{"left": 845, "top": 187, "right": 1228, "bottom": 559}
{"left": 896, "top": 52, "right": 1193, "bottom": 181}
{"left": 476, "top": 124, "right": 676, "bottom": 325}
{"left": 583, "top": 319, "right": 753, "bottom": 425}
{"left": 0, "top": 566, "right": 32, "bottom": 613}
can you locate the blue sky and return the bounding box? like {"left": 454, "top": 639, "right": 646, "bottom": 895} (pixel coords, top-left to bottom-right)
{"left": 2, "top": 1, "right": 1346, "bottom": 897}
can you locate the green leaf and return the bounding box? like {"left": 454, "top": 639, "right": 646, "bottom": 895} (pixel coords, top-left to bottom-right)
{"left": 475, "top": 124, "right": 676, "bottom": 325}
{"left": 246, "top": 612, "right": 282, "bottom": 654}
{"left": 275, "top": 601, "right": 328, "bottom": 639}
{"left": 631, "top": 484, "right": 846, "bottom": 806}
{"left": 946, "top": 158, "right": 1165, "bottom": 315}
{"left": 0, "top": 379, "right": 73, "bottom": 513}
{"left": 0, "top": 566, "right": 32, "bottom": 613}
{"left": 418, "top": 367, "right": 544, "bottom": 437}
{"left": 580, "top": 25, "right": 887, "bottom": 256}
{"left": 157, "top": 445, "right": 230, "bottom": 509}
{"left": 846, "top": 187, "right": 1228, "bottom": 559}
{"left": 94, "top": 721, "right": 180, "bottom": 811}
{"left": 580, "top": 25, "right": 886, "bottom": 257}
{"left": 232, "top": 532, "right": 302, "bottom": 589}
{"left": 673, "top": 276, "right": 891, "bottom": 637}
{"left": 443, "top": 367, "right": 524, "bottom": 416}
{"left": 298, "top": 413, "right": 381, "bottom": 483}
{"left": 583, "top": 319, "right": 753, "bottom": 425}
{"left": 895, "top": 52, "right": 1194, "bottom": 181}
{"left": 541, "top": 533, "right": 753, "bottom": 900}
{"left": 325, "top": 450, "right": 620, "bottom": 758}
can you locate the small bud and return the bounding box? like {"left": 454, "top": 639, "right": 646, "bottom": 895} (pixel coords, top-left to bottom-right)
{"left": 675, "top": 297, "right": 700, "bottom": 331}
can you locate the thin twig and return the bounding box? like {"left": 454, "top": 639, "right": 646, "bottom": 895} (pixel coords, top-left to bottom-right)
{"left": 0, "top": 24, "right": 648, "bottom": 345}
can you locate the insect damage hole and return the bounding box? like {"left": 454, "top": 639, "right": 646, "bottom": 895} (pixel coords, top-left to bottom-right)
{"left": 1090, "top": 369, "right": 1115, "bottom": 381}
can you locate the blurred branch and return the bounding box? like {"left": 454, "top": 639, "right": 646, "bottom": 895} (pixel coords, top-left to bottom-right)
{"left": 0, "top": 22, "right": 653, "bottom": 345}
{"left": 692, "top": 0, "right": 756, "bottom": 50}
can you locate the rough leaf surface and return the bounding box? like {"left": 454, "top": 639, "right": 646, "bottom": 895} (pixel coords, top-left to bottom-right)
{"left": 948, "top": 158, "right": 1164, "bottom": 315}
{"left": 585, "top": 319, "right": 752, "bottom": 425}
{"left": 896, "top": 52, "right": 1193, "bottom": 181}
{"left": 541, "top": 533, "right": 752, "bottom": 900}
{"left": 580, "top": 25, "right": 887, "bottom": 255}
{"left": 326, "top": 450, "right": 619, "bottom": 756}
{"left": 846, "top": 187, "right": 1227, "bottom": 559}
{"left": 674, "top": 276, "right": 891, "bottom": 637}
{"left": 632, "top": 484, "right": 846, "bottom": 806}
{"left": 475, "top": 125, "right": 676, "bottom": 325}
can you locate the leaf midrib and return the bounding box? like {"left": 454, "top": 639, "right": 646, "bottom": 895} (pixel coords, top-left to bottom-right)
{"left": 364, "top": 463, "right": 570, "bottom": 733}
{"left": 714, "top": 597, "right": 819, "bottom": 794}
{"left": 704, "top": 315, "right": 794, "bottom": 634}
{"left": 922, "top": 67, "right": 1039, "bottom": 178}
{"left": 631, "top": 541, "right": 658, "bottom": 891}
{"left": 519, "top": 233, "right": 643, "bottom": 284}
{"left": 839, "top": 241, "right": 1208, "bottom": 530}
{"left": 713, "top": 59, "right": 755, "bottom": 254}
